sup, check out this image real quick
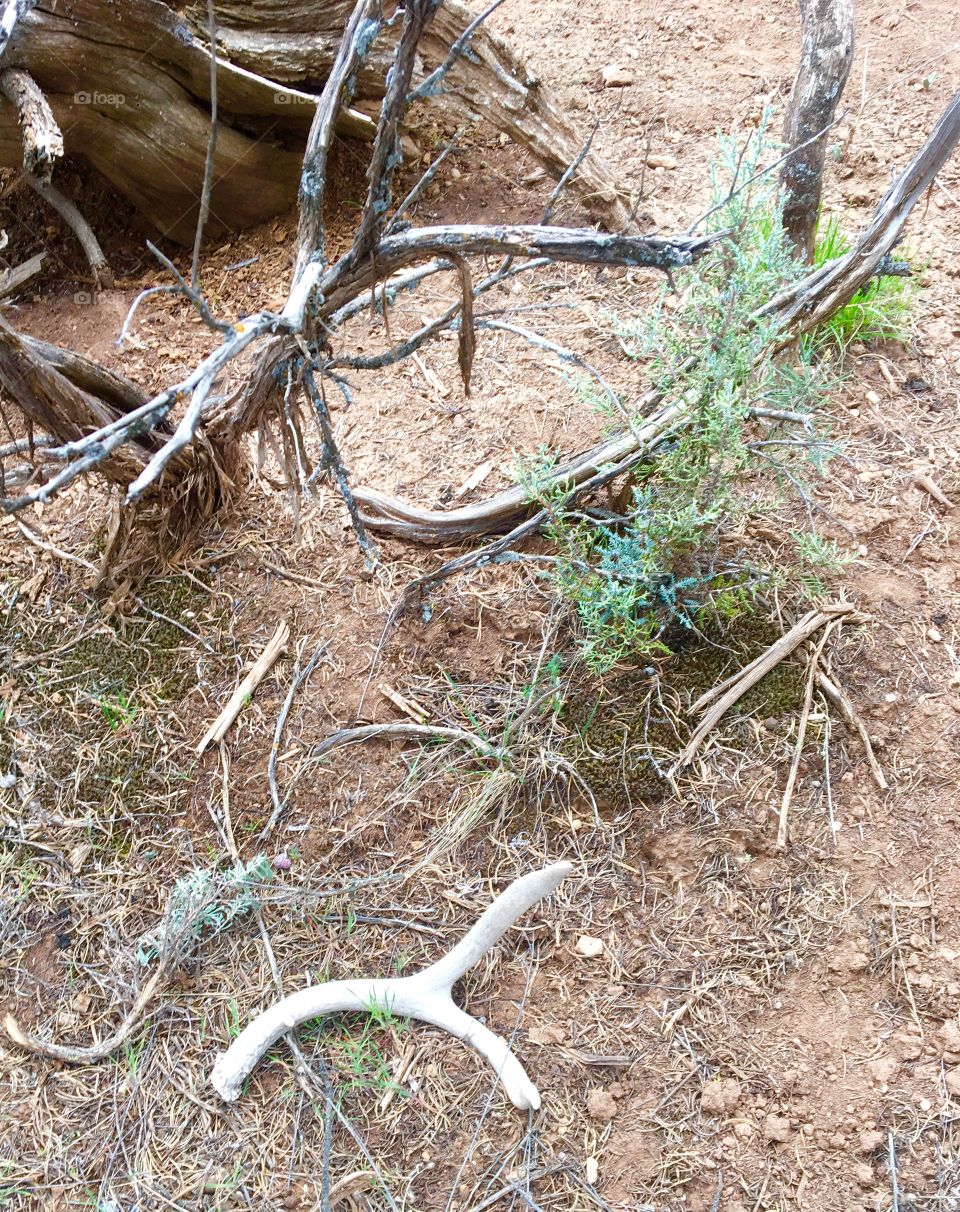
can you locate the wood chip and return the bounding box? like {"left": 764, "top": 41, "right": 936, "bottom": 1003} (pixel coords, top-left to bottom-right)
{"left": 454, "top": 460, "right": 493, "bottom": 498}
{"left": 913, "top": 472, "right": 952, "bottom": 507}
{"left": 377, "top": 682, "right": 429, "bottom": 722}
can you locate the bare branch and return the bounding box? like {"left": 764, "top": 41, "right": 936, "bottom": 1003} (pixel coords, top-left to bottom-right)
{"left": 24, "top": 173, "right": 113, "bottom": 289}
{"left": 0, "top": 68, "right": 62, "bottom": 180}
{"left": 295, "top": 0, "right": 381, "bottom": 274}
{"left": 0, "top": 0, "right": 35, "bottom": 62}
{"left": 191, "top": 0, "right": 219, "bottom": 291}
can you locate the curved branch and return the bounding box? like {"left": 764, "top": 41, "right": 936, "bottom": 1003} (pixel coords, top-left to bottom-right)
{"left": 2, "top": 963, "right": 171, "bottom": 1064}
{"left": 25, "top": 172, "right": 113, "bottom": 289}
{"left": 309, "top": 720, "right": 505, "bottom": 762}
{"left": 210, "top": 861, "right": 573, "bottom": 1109}
{"left": 355, "top": 396, "right": 679, "bottom": 541}
{"left": 321, "top": 225, "right": 718, "bottom": 313}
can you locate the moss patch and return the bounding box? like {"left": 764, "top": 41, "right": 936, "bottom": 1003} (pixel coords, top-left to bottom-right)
{"left": 0, "top": 573, "right": 223, "bottom": 820}
{"left": 563, "top": 612, "right": 805, "bottom": 810}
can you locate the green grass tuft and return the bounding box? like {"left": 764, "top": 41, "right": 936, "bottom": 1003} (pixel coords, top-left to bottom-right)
{"left": 808, "top": 213, "right": 918, "bottom": 350}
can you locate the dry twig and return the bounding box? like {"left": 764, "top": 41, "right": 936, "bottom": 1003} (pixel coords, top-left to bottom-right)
{"left": 196, "top": 620, "right": 290, "bottom": 754}
{"left": 672, "top": 604, "right": 858, "bottom": 774}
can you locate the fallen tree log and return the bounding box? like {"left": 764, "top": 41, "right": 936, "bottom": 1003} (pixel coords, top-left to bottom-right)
{"left": 0, "top": 0, "right": 633, "bottom": 242}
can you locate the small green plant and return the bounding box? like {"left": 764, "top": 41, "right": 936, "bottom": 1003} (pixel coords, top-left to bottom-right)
{"left": 791, "top": 529, "right": 858, "bottom": 596}
{"left": 515, "top": 117, "right": 906, "bottom": 673}
{"left": 136, "top": 855, "right": 272, "bottom": 965}
{"left": 97, "top": 690, "right": 138, "bottom": 731}
{"left": 312, "top": 996, "right": 410, "bottom": 1098}
{"left": 808, "top": 213, "right": 917, "bottom": 350}
{"left": 521, "top": 120, "right": 840, "bottom": 671}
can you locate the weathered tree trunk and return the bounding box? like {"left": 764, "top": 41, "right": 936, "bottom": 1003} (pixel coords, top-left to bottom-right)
{"left": 781, "top": 0, "right": 855, "bottom": 262}
{"left": 0, "top": 0, "right": 633, "bottom": 243}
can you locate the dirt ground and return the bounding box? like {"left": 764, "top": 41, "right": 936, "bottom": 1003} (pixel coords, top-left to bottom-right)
{"left": 2, "top": 1, "right": 960, "bottom": 1210}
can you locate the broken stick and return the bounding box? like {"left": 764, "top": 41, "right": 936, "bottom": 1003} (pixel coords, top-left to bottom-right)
{"left": 197, "top": 620, "right": 290, "bottom": 754}
{"left": 671, "top": 604, "right": 859, "bottom": 774}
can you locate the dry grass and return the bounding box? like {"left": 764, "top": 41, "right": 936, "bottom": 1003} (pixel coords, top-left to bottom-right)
{"left": 0, "top": 495, "right": 868, "bottom": 1212}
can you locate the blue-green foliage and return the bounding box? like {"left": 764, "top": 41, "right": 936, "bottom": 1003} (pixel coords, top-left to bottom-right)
{"left": 525, "top": 122, "right": 842, "bottom": 671}
{"left": 136, "top": 855, "right": 273, "bottom": 965}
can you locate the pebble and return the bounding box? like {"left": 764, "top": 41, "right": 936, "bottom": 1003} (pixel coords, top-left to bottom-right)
{"left": 762, "top": 1114, "right": 792, "bottom": 1143}
{"left": 858, "top": 1129, "right": 885, "bottom": 1154}
{"left": 646, "top": 153, "right": 679, "bottom": 170}
{"left": 602, "top": 64, "right": 635, "bottom": 87}
{"left": 586, "top": 1088, "right": 618, "bottom": 1121}
{"left": 585, "top": 1156, "right": 599, "bottom": 1185}
{"left": 575, "top": 935, "right": 604, "bottom": 958}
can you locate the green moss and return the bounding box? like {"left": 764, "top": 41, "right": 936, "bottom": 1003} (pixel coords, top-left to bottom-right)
{"left": 0, "top": 573, "right": 221, "bottom": 822}
{"left": 563, "top": 612, "right": 804, "bottom": 810}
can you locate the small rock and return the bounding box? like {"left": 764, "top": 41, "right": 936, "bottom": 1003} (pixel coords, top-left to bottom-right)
{"left": 762, "top": 1114, "right": 792, "bottom": 1143}
{"left": 858, "top": 1129, "right": 885, "bottom": 1154}
{"left": 273, "top": 853, "right": 292, "bottom": 871}
{"left": 868, "top": 1056, "right": 899, "bottom": 1085}
{"left": 940, "top": 1020, "right": 960, "bottom": 1058}
{"left": 528, "top": 1024, "right": 565, "bottom": 1046}
{"left": 891, "top": 1033, "right": 923, "bottom": 1061}
{"left": 945, "top": 1067, "right": 960, "bottom": 1099}
{"left": 646, "top": 153, "right": 678, "bottom": 170}
{"left": 853, "top": 1162, "right": 874, "bottom": 1187}
{"left": 601, "top": 64, "right": 635, "bottom": 88}
{"left": 827, "top": 945, "right": 871, "bottom": 973}
{"left": 585, "top": 1156, "right": 599, "bottom": 1185}
{"left": 575, "top": 935, "right": 604, "bottom": 958}
{"left": 586, "top": 1088, "right": 618, "bottom": 1121}
{"left": 701, "top": 1077, "right": 742, "bottom": 1116}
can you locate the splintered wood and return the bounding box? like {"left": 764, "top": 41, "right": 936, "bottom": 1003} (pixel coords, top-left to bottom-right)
{"left": 196, "top": 620, "right": 290, "bottom": 754}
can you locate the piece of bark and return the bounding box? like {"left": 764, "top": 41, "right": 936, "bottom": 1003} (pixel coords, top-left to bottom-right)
{"left": 0, "top": 248, "right": 42, "bottom": 295}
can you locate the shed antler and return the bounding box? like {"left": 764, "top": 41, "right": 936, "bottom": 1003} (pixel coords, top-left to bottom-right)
{"left": 211, "top": 861, "right": 573, "bottom": 1110}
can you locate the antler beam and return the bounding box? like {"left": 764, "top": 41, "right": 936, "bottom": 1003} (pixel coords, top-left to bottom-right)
{"left": 211, "top": 861, "right": 573, "bottom": 1111}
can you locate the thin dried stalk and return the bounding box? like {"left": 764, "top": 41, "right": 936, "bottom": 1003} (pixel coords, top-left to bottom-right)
{"left": 672, "top": 604, "right": 859, "bottom": 774}
{"left": 196, "top": 620, "right": 290, "bottom": 754}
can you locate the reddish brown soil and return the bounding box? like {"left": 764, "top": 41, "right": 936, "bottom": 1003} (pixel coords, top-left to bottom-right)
{"left": 2, "top": 2, "right": 960, "bottom": 1211}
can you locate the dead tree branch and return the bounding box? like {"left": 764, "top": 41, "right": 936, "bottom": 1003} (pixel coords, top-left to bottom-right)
{"left": 0, "top": 0, "right": 34, "bottom": 62}
{"left": 0, "top": 66, "right": 61, "bottom": 179}
{"left": 765, "top": 88, "right": 960, "bottom": 331}
{"left": 24, "top": 173, "right": 113, "bottom": 289}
